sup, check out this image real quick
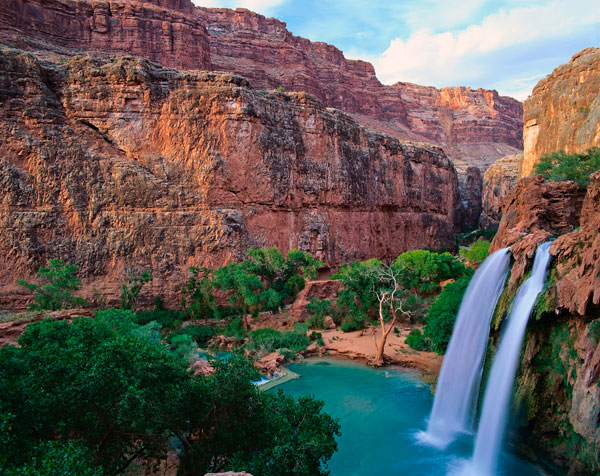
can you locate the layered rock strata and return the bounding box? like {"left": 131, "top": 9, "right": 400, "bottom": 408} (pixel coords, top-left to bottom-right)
{"left": 0, "top": 0, "right": 523, "bottom": 170}
{"left": 0, "top": 50, "right": 460, "bottom": 308}
{"left": 521, "top": 47, "right": 600, "bottom": 177}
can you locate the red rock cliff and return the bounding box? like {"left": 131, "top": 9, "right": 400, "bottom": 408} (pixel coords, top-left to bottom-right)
{"left": 0, "top": 0, "right": 523, "bottom": 169}
{"left": 0, "top": 50, "right": 460, "bottom": 308}
{"left": 521, "top": 47, "right": 600, "bottom": 177}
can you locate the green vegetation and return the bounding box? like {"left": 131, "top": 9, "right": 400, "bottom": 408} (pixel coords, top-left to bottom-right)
{"left": 405, "top": 329, "right": 431, "bottom": 351}
{"left": 459, "top": 239, "right": 490, "bottom": 266}
{"left": 120, "top": 268, "right": 152, "bottom": 311}
{"left": 306, "top": 298, "right": 333, "bottom": 329}
{"left": 333, "top": 251, "right": 468, "bottom": 337}
{"left": 17, "top": 258, "right": 87, "bottom": 310}
{"left": 245, "top": 327, "right": 309, "bottom": 356}
{"left": 410, "top": 274, "right": 472, "bottom": 353}
{"left": 181, "top": 266, "right": 219, "bottom": 320}
{"left": 534, "top": 147, "right": 600, "bottom": 190}
{"left": 0, "top": 317, "right": 339, "bottom": 476}
{"left": 589, "top": 319, "right": 600, "bottom": 344}
{"left": 395, "top": 250, "right": 467, "bottom": 295}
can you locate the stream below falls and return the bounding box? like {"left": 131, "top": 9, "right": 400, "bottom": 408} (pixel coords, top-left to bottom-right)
{"left": 273, "top": 358, "right": 544, "bottom": 476}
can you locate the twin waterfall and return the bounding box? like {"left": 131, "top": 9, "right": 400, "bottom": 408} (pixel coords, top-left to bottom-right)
{"left": 420, "top": 242, "right": 552, "bottom": 476}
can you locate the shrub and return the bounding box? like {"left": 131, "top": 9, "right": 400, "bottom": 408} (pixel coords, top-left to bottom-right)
{"left": 341, "top": 321, "right": 361, "bottom": 333}
{"left": 460, "top": 239, "right": 490, "bottom": 266}
{"left": 306, "top": 298, "right": 333, "bottom": 329}
{"left": 406, "top": 329, "right": 431, "bottom": 351}
{"left": 17, "top": 258, "right": 87, "bottom": 310}
{"left": 534, "top": 147, "right": 600, "bottom": 190}
{"left": 134, "top": 309, "right": 185, "bottom": 329}
{"left": 223, "top": 317, "right": 247, "bottom": 343}
{"left": 246, "top": 328, "right": 282, "bottom": 353}
{"left": 280, "top": 331, "right": 309, "bottom": 353}
{"left": 120, "top": 268, "right": 152, "bottom": 311}
{"left": 169, "top": 324, "right": 215, "bottom": 347}
{"left": 423, "top": 275, "right": 472, "bottom": 353}
{"left": 181, "top": 266, "right": 219, "bottom": 320}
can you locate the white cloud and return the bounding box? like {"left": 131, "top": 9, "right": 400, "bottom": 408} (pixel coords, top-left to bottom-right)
{"left": 370, "top": 0, "right": 600, "bottom": 97}
{"left": 192, "top": 0, "right": 286, "bottom": 15}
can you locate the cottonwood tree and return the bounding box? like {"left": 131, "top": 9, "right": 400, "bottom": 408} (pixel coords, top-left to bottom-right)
{"left": 372, "top": 263, "right": 411, "bottom": 367}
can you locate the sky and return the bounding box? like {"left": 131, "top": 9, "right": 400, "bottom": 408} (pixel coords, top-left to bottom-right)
{"left": 193, "top": 0, "right": 600, "bottom": 101}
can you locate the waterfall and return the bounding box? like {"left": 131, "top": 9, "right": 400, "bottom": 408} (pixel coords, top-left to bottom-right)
{"left": 465, "top": 241, "right": 552, "bottom": 476}
{"left": 417, "top": 248, "right": 511, "bottom": 449}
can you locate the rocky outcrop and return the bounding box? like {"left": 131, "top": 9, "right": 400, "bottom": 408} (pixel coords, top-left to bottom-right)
{"left": 479, "top": 153, "right": 520, "bottom": 229}
{"left": 490, "top": 176, "right": 583, "bottom": 254}
{"left": 0, "top": 50, "right": 460, "bottom": 309}
{"left": 521, "top": 47, "right": 600, "bottom": 177}
{"left": 289, "top": 280, "right": 342, "bottom": 322}
{"left": 549, "top": 171, "right": 600, "bottom": 316}
{"left": 0, "top": 0, "right": 523, "bottom": 171}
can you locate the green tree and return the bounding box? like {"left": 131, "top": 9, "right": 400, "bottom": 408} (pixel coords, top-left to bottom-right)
{"left": 534, "top": 147, "right": 600, "bottom": 190}
{"left": 460, "top": 239, "right": 490, "bottom": 266}
{"left": 423, "top": 275, "right": 472, "bottom": 353}
{"left": 120, "top": 268, "right": 152, "bottom": 311}
{"left": 213, "top": 262, "right": 263, "bottom": 332}
{"left": 0, "top": 321, "right": 340, "bottom": 476}
{"left": 176, "top": 354, "right": 340, "bottom": 476}
{"left": 181, "top": 266, "right": 219, "bottom": 320}
{"left": 17, "top": 258, "right": 87, "bottom": 310}
{"left": 0, "top": 318, "right": 188, "bottom": 475}
{"left": 331, "top": 258, "right": 383, "bottom": 330}
{"left": 395, "top": 250, "right": 466, "bottom": 295}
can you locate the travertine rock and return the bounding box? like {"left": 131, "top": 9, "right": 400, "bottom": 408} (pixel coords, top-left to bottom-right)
{"left": 490, "top": 176, "right": 583, "bottom": 253}
{"left": 0, "top": 50, "right": 460, "bottom": 309}
{"left": 521, "top": 47, "right": 600, "bottom": 177}
{"left": 550, "top": 171, "right": 600, "bottom": 316}
{"left": 0, "top": 0, "right": 523, "bottom": 171}
{"left": 479, "top": 153, "right": 521, "bottom": 228}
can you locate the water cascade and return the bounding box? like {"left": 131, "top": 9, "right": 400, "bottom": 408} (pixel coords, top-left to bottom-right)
{"left": 418, "top": 248, "right": 511, "bottom": 449}
{"left": 465, "top": 241, "right": 552, "bottom": 476}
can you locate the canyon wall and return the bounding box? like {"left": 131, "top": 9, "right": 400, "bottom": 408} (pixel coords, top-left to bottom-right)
{"left": 0, "top": 0, "right": 523, "bottom": 171}
{"left": 521, "top": 47, "right": 600, "bottom": 177}
{"left": 479, "top": 153, "right": 520, "bottom": 229}
{"left": 0, "top": 50, "right": 460, "bottom": 308}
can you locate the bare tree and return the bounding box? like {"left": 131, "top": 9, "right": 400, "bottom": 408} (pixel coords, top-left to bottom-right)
{"left": 371, "top": 264, "right": 411, "bottom": 366}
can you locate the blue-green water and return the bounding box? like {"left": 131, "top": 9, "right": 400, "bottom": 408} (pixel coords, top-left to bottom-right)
{"left": 275, "top": 358, "right": 543, "bottom": 476}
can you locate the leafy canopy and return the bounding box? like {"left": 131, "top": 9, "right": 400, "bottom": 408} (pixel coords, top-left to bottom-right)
{"left": 534, "top": 147, "right": 600, "bottom": 190}
{"left": 17, "top": 258, "right": 87, "bottom": 310}
{"left": 0, "top": 317, "right": 340, "bottom": 476}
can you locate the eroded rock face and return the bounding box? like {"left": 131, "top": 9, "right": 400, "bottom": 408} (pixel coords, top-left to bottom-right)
{"left": 479, "top": 153, "right": 521, "bottom": 229}
{"left": 550, "top": 171, "right": 600, "bottom": 316}
{"left": 0, "top": 0, "right": 210, "bottom": 70}
{"left": 490, "top": 176, "right": 583, "bottom": 254}
{"left": 521, "top": 47, "right": 600, "bottom": 177}
{"left": 0, "top": 50, "right": 460, "bottom": 308}
{"left": 0, "top": 0, "right": 523, "bottom": 170}
{"left": 455, "top": 166, "right": 483, "bottom": 230}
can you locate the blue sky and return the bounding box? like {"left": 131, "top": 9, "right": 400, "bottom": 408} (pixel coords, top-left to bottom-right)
{"left": 194, "top": 0, "right": 600, "bottom": 100}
